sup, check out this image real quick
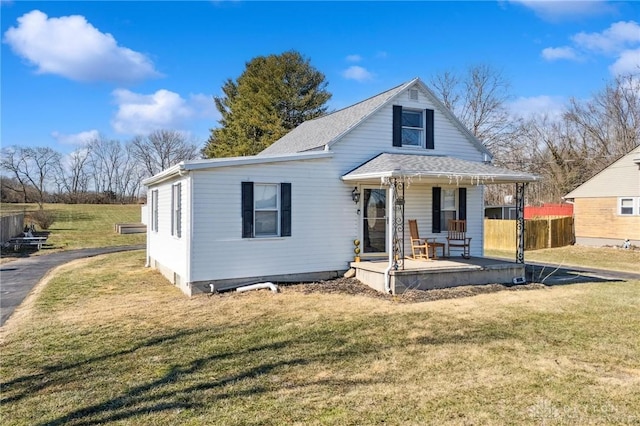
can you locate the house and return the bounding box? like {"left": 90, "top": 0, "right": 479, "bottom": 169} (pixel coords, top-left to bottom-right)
{"left": 564, "top": 145, "right": 640, "bottom": 247}
{"left": 143, "top": 78, "right": 538, "bottom": 296}
{"left": 484, "top": 203, "right": 573, "bottom": 220}
{"left": 484, "top": 205, "right": 517, "bottom": 220}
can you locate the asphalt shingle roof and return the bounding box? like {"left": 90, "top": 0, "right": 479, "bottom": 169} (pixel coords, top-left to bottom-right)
{"left": 258, "top": 80, "right": 414, "bottom": 155}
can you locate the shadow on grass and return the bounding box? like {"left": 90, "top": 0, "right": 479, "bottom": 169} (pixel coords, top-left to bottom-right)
{"left": 416, "top": 326, "right": 514, "bottom": 346}
{"left": 3, "top": 323, "right": 380, "bottom": 425}
{"left": 0, "top": 329, "right": 203, "bottom": 404}
{"left": 526, "top": 264, "right": 625, "bottom": 286}
{"left": 44, "top": 210, "right": 95, "bottom": 222}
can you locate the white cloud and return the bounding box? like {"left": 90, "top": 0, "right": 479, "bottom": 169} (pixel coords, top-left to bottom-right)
{"left": 111, "top": 89, "right": 217, "bottom": 135}
{"left": 509, "top": 95, "right": 566, "bottom": 120}
{"left": 342, "top": 65, "right": 374, "bottom": 82}
{"left": 541, "top": 46, "right": 580, "bottom": 61}
{"left": 3, "top": 10, "right": 160, "bottom": 84}
{"left": 610, "top": 48, "right": 640, "bottom": 76}
{"left": 542, "top": 21, "right": 640, "bottom": 77}
{"left": 508, "top": 0, "right": 615, "bottom": 21}
{"left": 345, "top": 54, "right": 362, "bottom": 62}
{"left": 51, "top": 129, "right": 100, "bottom": 146}
{"left": 572, "top": 21, "right": 640, "bottom": 54}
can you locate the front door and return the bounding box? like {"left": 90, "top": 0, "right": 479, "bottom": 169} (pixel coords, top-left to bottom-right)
{"left": 362, "top": 188, "right": 386, "bottom": 253}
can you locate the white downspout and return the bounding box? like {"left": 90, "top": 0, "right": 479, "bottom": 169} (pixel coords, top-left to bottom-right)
{"left": 383, "top": 182, "right": 394, "bottom": 294}
{"left": 236, "top": 282, "right": 279, "bottom": 293}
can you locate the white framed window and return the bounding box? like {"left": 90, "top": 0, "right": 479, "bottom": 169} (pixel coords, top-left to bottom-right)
{"left": 171, "top": 183, "right": 181, "bottom": 237}
{"left": 441, "top": 188, "right": 457, "bottom": 228}
{"left": 242, "top": 182, "right": 291, "bottom": 238}
{"left": 254, "top": 183, "right": 279, "bottom": 237}
{"left": 619, "top": 197, "right": 636, "bottom": 215}
{"left": 150, "top": 190, "right": 159, "bottom": 232}
{"left": 401, "top": 109, "right": 424, "bottom": 147}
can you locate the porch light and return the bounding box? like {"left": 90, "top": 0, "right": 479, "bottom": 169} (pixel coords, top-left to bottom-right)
{"left": 351, "top": 187, "right": 361, "bottom": 203}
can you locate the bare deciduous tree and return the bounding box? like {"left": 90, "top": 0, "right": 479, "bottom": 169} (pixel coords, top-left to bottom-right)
{"left": 0, "top": 146, "right": 61, "bottom": 208}
{"left": 1, "top": 146, "right": 31, "bottom": 203}
{"left": 524, "top": 73, "right": 640, "bottom": 202}
{"left": 564, "top": 73, "right": 640, "bottom": 169}
{"left": 87, "top": 136, "right": 127, "bottom": 199}
{"left": 130, "top": 129, "right": 200, "bottom": 177}
{"left": 53, "top": 148, "right": 92, "bottom": 203}
{"left": 430, "top": 64, "right": 521, "bottom": 157}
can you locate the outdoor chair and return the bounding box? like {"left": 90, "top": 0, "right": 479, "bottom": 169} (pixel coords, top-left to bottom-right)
{"left": 407, "top": 219, "right": 446, "bottom": 260}
{"left": 446, "top": 219, "right": 471, "bottom": 258}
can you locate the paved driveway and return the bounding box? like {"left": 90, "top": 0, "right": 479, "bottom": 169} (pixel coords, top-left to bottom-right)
{"left": 0, "top": 245, "right": 145, "bottom": 326}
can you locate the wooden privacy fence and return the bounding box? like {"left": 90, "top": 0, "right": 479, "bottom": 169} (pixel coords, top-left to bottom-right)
{"left": 484, "top": 217, "right": 574, "bottom": 251}
{"left": 1, "top": 212, "right": 25, "bottom": 243}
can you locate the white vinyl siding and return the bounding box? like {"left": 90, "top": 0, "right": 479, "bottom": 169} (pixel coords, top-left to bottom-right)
{"left": 566, "top": 146, "right": 640, "bottom": 199}
{"left": 147, "top": 176, "right": 190, "bottom": 286}
{"left": 401, "top": 184, "right": 483, "bottom": 258}
{"left": 189, "top": 157, "right": 353, "bottom": 283}
{"left": 330, "top": 93, "right": 485, "bottom": 179}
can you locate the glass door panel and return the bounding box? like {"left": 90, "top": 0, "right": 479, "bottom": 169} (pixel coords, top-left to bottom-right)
{"left": 362, "top": 188, "right": 386, "bottom": 253}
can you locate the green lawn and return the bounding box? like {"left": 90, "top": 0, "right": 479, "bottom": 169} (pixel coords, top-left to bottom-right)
{"left": 1, "top": 250, "right": 638, "bottom": 425}
{"left": 1, "top": 203, "right": 145, "bottom": 253}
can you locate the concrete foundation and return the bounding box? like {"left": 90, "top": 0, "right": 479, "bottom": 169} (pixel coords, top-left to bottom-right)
{"left": 352, "top": 257, "right": 526, "bottom": 295}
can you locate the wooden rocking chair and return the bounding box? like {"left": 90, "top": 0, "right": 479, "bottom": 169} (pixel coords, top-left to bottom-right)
{"left": 446, "top": 220, "right": 471, "bottom": 258}
{"left": 408, "top": 219, "right": 431, "bottom": 260}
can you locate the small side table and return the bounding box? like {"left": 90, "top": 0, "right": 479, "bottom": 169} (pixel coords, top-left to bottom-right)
{"left": 427, "top": 241, "right": 446, "bottom": 259}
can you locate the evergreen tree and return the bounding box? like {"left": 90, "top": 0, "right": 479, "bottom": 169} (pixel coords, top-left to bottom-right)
{"left": 203, "top": 51, "right": 331, "bottom": 158}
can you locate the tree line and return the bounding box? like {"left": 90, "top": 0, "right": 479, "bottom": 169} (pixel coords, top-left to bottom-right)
{"left": 201, "top": 52, "right": 639, "bottom": 205}
{"left": 1, "top": 130, "right": 199, "bottom": 206}
{"left": 3, "top": 50, "right": 638, "bottom": 207}
{"left": 428, "top": 66, "right": 640, "bottom": 205}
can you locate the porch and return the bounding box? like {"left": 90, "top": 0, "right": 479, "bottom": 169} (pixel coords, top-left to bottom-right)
{"left": 350, "top": 257, "right": 525, "bottom": 295}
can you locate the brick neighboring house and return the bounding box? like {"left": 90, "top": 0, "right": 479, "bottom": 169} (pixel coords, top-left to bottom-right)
{"left": 564, "top": 145, "right": 640, "bottom": 247}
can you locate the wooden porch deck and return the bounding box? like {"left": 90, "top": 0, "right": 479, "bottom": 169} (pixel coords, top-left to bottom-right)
{"left": 350, "top": 256, "right": 525, "bottom": 295}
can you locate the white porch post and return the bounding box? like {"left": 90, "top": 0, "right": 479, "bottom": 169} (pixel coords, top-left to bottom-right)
{"left": 384, "top": 180, "right": 395, "bottom": 293}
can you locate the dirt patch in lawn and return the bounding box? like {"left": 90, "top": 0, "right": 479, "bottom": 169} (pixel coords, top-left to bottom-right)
{"left": 219, "top": 277, "right": 547, "bottom": 303}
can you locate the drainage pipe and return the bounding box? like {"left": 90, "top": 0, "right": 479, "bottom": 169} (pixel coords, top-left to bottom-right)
{"left": 236, "top": 282, "right": 279, "bottom": 293}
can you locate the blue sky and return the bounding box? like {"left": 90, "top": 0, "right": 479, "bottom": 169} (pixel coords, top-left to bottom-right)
{"left": 2, "top": 1, "right": 639, "bottom": 154}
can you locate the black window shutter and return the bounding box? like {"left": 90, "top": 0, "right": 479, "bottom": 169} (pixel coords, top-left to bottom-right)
{"left": 432, "top": 187, "right": 441, "bottom": 233}
{"left": 392, "top": 105, "right": 402, "bottom": 147}
{"left": 426, "top": 109, "right": 434, "bottom": 149}
{"left": 280, "top": 183, "right": 291, "bottom": 237}
{"left": 458, "top": 187, "right": 467, "bottom": 221}
{"left": 241, "top": 182, "right": 254, "bottom": 238}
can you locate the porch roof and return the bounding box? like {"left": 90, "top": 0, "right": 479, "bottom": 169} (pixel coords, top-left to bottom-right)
{"left": 341, "top": 153, "right": 539, "bottom": 184}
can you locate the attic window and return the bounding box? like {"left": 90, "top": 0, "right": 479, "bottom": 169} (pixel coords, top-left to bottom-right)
{"left": 409, "top": 89, "right": 419, "bottom": 100}
{"left": 401, "top": 109, "right": 424, "bottom": 147}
